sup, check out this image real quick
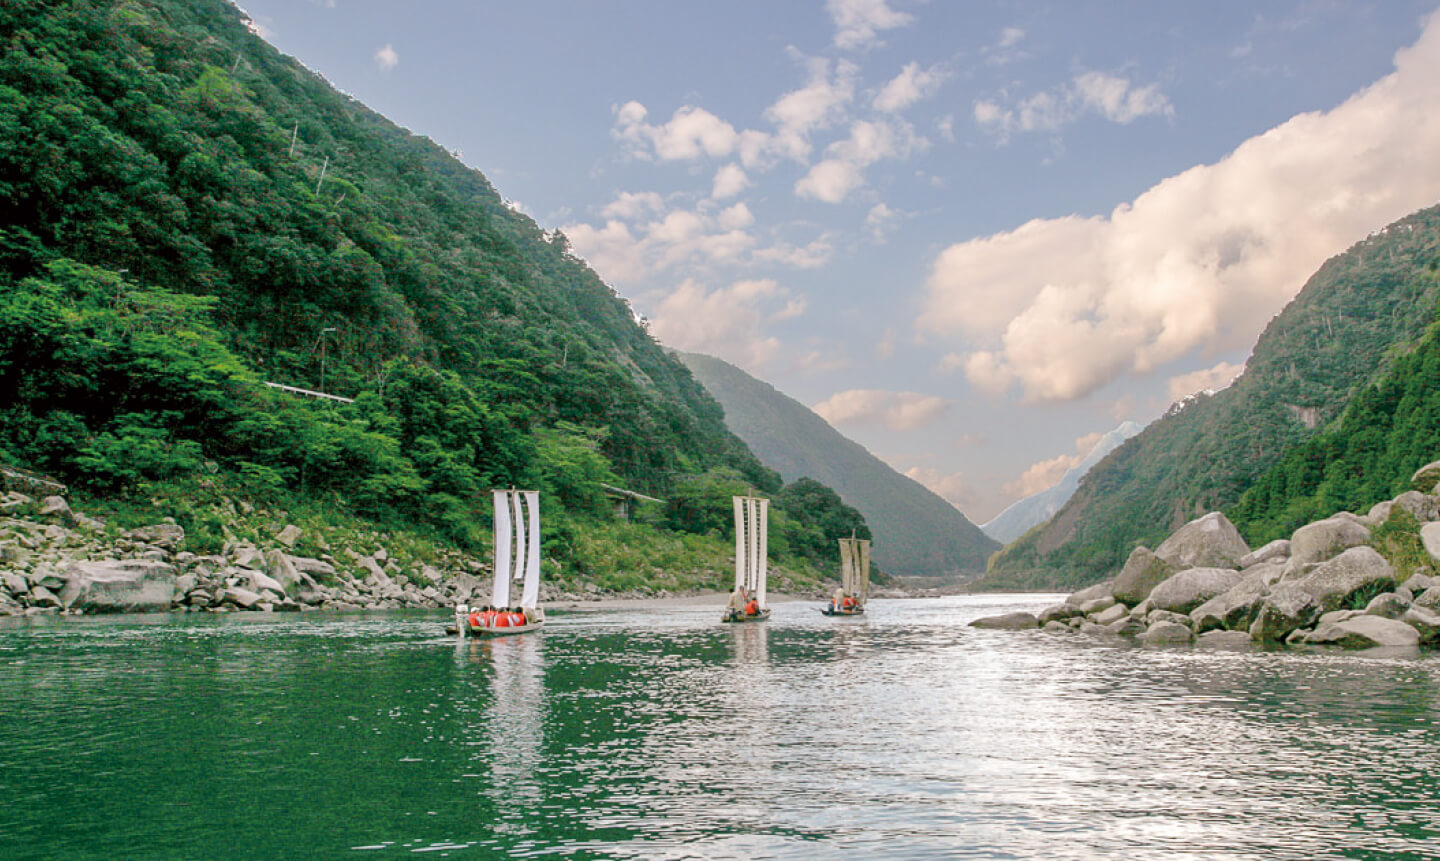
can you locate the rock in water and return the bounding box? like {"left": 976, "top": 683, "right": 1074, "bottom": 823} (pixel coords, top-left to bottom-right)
{"left": 1149, "top": 567, "right": 1242, "bottom": 615}
{"left": 1288, "top": 516, "right": 1370, "bottom": 568}
{"left": 969, "top": 612, "right": 1039, "bottom": 629}
{"left": 1111, "top": 546, "right": 1178, "bottom": 606}
{"left": 1302, "top": 615, "right": 1420, "bottom": 648}
{"left": 58, "top": 560, "right": 177, "bottom": 613}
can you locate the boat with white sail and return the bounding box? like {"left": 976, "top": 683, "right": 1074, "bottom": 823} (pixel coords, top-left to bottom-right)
{"left": 452, "top": 489, "right": 545, "bottom": 637}
{"left": 723, "top": 494, "right": 771, "bottom": 623}
{"left": 821, "top": 534, "right": 869, "bottom": 616}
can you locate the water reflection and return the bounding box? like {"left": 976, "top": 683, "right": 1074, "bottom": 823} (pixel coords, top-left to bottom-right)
{"left": 1, "top": 599, "right": 1439, "bottom": 859}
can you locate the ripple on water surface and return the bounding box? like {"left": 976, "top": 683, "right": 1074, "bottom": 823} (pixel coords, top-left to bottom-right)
{"left": 1, "top": 597, "right": 1439, "bottom": 859}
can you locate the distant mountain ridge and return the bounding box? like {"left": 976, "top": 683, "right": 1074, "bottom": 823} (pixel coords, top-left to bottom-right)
{"left": 980, "top": 421, "right": 1144, "bottom": 545}
{"left": 984, "top": 203, "right": 1440, "bottom": 590}
{"left": 677, "top": 352, "right": 999, "bottom": 577}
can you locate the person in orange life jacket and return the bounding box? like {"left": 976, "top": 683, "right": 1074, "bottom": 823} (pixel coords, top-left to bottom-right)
{"left": 744, "top": 597, "right": 760, "bottom": 616}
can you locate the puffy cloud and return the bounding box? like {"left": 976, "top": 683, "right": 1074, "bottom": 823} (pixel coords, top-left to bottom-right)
{"left": 373, "top": 44, "right": 398, "bottom": 71}
{"left": 865, "top": 202, "right": 903, "bottom": 242}
{"left": 752, "top": 235, "right": 835, "bottom": 269}
{"left": 796, "top": 118, "right": 921, "bottom": 203}
{"left": 925, "top": 11, "right": 1440, "bottom": 402}
{"left": 873, "top": 62, "right": 949, "bottom": 113}
{"left": 1166, "top": 361, "right": 1244, "bottom": 403}
{"left": 612, "top": 101, "right": 740, "bottom": 161}
{"left": 812, "top": 389, "right": 952, "bottom": 431}
{"left": 646, "top": 278, "right": 801, "bottom": 371}
{"left": 1003, "top": 428, "right": 1116, "bottom": 497}
{"left": 601, "top": 191, "right": 665, "bottom": 221}
{"left": 712, "top": 164, "right": 750, "bottom": 199}
{"left": 827, "top": 0, "right": 914, "bottom": 50}
{"left": 764, "top": 57, "right": 859, "bottom": 162}
{"left": 975, "top": 70, "right": 1172, "bottom": 137}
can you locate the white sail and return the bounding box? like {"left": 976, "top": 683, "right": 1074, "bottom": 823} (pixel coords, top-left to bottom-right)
{"left": 839, "top": 538, "right": 855, "bottom": 593}
{"left": 511, "top": 489, "right": 527, "bottom": 607}
{"left": 521, "top": 490, "right": 541, "bottom": 608}
{"left": 733, "top": 496, "right": 747, "bottom": 591}
{"left": 732, "top": 495, "right": 769, "bottom": 608}
{"left": 491, "top": 489, "right": 513, "bottom": 608}
{"left": 856, "top": 538, "right": 870, "bottom": 604}
{"left": 756, "top": 497, "right": 768, "bottom": 608}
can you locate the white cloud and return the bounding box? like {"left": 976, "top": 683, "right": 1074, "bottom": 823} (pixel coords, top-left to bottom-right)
{"left": 796, "top": 118, "right": 922, "bottom": 203}
{"left": 982, "top": 26, "right": 1028, "bottom": 66}
{"left": 827, "top": 0, "right": 914, "bottom": 50}
{"left": 1003, "top": 429, "right": 1114, "bottom": 497}
{"left": 865, "top": 202, "right": 903, "bottom": 242}
{"left": 374, "top": 44, "right": 398, "bottom": 71}
{"left": 646, "top": 278, "right": 800, "bottom": 370}
{"left": 601, "top": 191, "right": 665, "bottom": 221}
{"left": 764, "top": 57, "right": 859, "bottom": 163}
{"left": 812, "top": 389, "right": 952, "bottom": 431}
{"left": 1166, "top": 361, "right": 1245, "bottom": 403}
{"left": 712, "top": 164, "right": 750, "bottom": 199}
{"left": 613, "top": 101, "right": 740, "bottom": 161}
{"left": 975, "top": 70, "right": 1172, "bottom": 137}
{"left": 873, "top": 62, "right": 948, "bottom": 113}
{"left": 924, "top": 11, "right": 1440, "bottom": 402}
{"left": 752, "top": 235, "right": 835, "bottom": 269}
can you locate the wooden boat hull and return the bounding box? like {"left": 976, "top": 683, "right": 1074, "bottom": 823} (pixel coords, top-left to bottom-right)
{"left": 449, "top": 619, "right": 545, "bottom": 637}
{"left": 820, "top": 606, "right": 864, "bottom": 616}
{"left": 722, "top": 608, "right": 771, "bottom": 623}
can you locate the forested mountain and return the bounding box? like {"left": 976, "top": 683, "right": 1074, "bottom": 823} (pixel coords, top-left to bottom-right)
{"left": 980, "top": 421, "right": 1143, "bottom": 545}
{"left": 678, "top": 352, "right": 999, "bottom": 577}
{"left": 983, "top": 204, "right": 1440, "bottom": 590}
{"left": 0, "top": 0, "right": 866, "bottom": 570}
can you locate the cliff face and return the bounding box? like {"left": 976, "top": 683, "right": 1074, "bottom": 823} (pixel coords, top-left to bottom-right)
{"left": 984, "top": 204, "right": 1440, "bottom": 590}
{"left": 678, "top": 352, "right": 999, "bottom": 578}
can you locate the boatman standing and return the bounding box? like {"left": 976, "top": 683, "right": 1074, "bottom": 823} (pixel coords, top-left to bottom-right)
{"left": 831, "top": 585, "right": 845, "bottom": 612}
{"left": 727, "top": 585, "right": 748, "bottom": 619}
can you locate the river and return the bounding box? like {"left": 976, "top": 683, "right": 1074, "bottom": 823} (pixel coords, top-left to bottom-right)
{"left": 2, "top": 594, "right": 1438, "bottom": 859}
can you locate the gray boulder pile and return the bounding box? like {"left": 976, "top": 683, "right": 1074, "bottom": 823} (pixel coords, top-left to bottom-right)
{"left": 0, "top": 491, "right": 540, "bottom": 618}
{"left": 971, "top": 458, "right": 1440, "bottom": 650}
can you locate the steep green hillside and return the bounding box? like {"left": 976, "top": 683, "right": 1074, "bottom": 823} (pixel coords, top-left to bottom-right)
{"left": 0, "top": 0, "right": 864, "bottom": 576}
{"left": 1229, "top": 315, "right": 1440, "bottom": 543}
{"left": 678, "top": 352, "right": 999, "bottom": 577}
{"left": 983, "top": 204, "right": 1440, "bottom": 590}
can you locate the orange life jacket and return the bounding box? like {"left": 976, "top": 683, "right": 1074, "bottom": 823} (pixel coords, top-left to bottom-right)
{"left": 745, "top": 600, "right": 759, "bottom": 615}
{"left": 510, "top": 612, "right": 526, "bottom": 627}
{"left": 469, "top": 612, "right": 482, "bottom": 628}
{"left": 843, "top": 596, "right": 856, "bottom": 608}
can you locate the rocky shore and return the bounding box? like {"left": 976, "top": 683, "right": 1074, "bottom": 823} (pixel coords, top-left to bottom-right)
{"left": 0, "top": 488, "right": 733, "bottom": 618}
{"left": 971, "top": 459, "right": 1440, "bottom": 650}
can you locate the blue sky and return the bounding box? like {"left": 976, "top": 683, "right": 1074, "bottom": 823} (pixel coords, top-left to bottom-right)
{"left": 237, "top": 0, "right": 1440, "bottom": 523}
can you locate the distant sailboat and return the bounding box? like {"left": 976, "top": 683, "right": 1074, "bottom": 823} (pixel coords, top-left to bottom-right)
{"left": 452, "top": 489, "right": 545, "bottom": 637}
{"left": 722, "top": 494, "right": 771, "bottom": 623}
{"left": 821, "top": 534, "right": 869, "bottom": 616}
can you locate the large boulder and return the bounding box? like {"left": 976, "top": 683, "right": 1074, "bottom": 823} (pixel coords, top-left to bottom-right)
{"left": 1420, "top": 522, "right": 1440, "bottom": 565}
{"left": 58, "top": 559, "right": 177, "bottom": 613}
{"left": 969, "top": 612, "right": 1039, "bottom": 629}
{"left": 1410, "top": 459, "right": 1440, "bottom": 494}
{"left": 1250, "top": 585, "right": 1321, "bottom": 642}
{"left": 38, "top": 495, "right": 77, "bottom": 527}
{"left": 1149, "top": 567, "right": 1242, "bottom": 615}
{"left": 1093, "top": 604, "right": 1128, "bottom": 625}
{"left": 276, "top": 524, "right": 303, "bottom": 548}
{"left": 1066, "top": 581, "right": 1113, "bottom": 606}
{"left": 1154, "top": 512, "right": 1250, "bottom": 571}
{"left": 1390, "top": 491, "right": 1438, "bottom": 523}
{"left": 1038, "top": 604, "right": 1083, "bottom": 625}
{"left": 1402, "top": 606, "right": 1440, "bottom": 645}
{"left": 1189, "top": 564, "right": 1282, "bottom": 633}
{"left": 1293, "top": 546, "right": 1397, "bottom": 613}
{"left": 265, "top": 550, "right": 303, "bottom": 594}
{"left": 1302, "top": 615, "right": 1420, "bottom": 649}
{"left": 1111, "top": 547, "right": 1178, "bottom": 606}
{"left": 1239, "top": 539, "right": 1290, "bottom": 569}
{"left": 1364, "top": 592, "right": 1410, "bottom": 619}
{"left": 1288, "top": 516, "right": 1371, "bottom": 569}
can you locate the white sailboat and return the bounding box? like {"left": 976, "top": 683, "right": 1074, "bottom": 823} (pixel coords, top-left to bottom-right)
{"left": 822, "top": 535, "right": 869, "bottom": 616}
{"left": 453, "top": 489, "right": 545, "bottom": 637}
{"left": 722, "top": 494, "right": 771, "bottom": 623}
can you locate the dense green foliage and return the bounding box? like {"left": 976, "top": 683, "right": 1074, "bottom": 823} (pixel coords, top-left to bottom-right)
{"left": 0, "top": 0, "right": 865, "bottom": 576}
{"left": 678, "top": 352, "right": 998, "bottom": 577}
{"left": 983, "top": 205, "right": 1440, "bottom": 590}
{"left": 1228, "top": 319, "right": 1440, "bottom": 543}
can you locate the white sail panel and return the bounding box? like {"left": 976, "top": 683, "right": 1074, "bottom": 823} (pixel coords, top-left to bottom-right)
{"left": 521, "top": 491, "right": 541, "bottom": 608}
{"left": 839, "top": 538, "right": 855, "bottom": 594}
{"left": 857, "top": 539, "right": 870, "bottom": 603}
{"left": 756, "top": 497, "right": 769, "bottom": 608}
{"left": 733, "top": 496, "right": 747, "bottom": 591}
{"left": 491, "top": 490, "right": 513, "bottom": 608}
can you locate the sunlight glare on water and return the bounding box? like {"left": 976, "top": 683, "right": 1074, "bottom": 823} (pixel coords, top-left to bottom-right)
{"left": 2, "top": 594, "right": 1439, "bottom": 859}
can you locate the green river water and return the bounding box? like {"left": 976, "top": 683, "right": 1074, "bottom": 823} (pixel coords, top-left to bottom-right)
{"left": 2, "top": 594, "right": 1439, "bottom": 859}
